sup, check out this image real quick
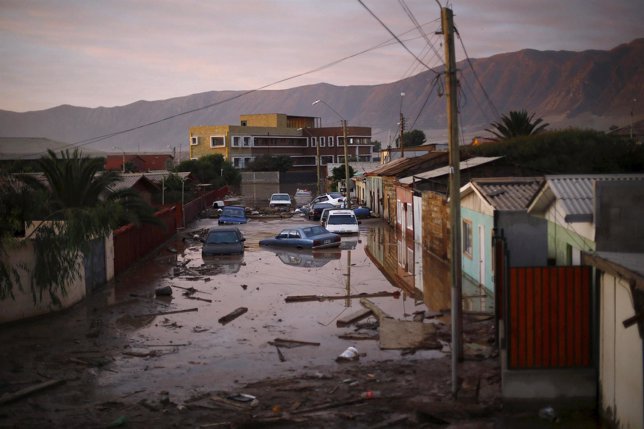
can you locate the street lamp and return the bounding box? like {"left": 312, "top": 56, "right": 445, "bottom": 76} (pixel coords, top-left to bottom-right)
{"left": 312, "top": 99, "right": 351, "bottom": 208}
{"left": 113, "top": 146, "right": 125, "bottom": 173}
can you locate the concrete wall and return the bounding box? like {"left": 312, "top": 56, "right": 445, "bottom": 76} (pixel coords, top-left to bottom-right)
{"left": 0, "top": 240, "right": 86, "bottom": 324}
{"left": 497, "top": 211, "right": 548, "bottom": 267}
{"left": 599, "top": 271, "right": 643, "bottom": 429}
{"left": 421, "top": 191, "right": 448, "bottom": 260}
{"left": 595, "top": 181, "right": 644, "bottom": 253}
{"left": 189, "top": 125, "right": 229, "bottom": 159}
{"left": 241, "top": 171, "right": 280, "bottom": 184}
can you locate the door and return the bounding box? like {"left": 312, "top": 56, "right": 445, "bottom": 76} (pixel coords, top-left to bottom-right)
{"left": 413, "top": 195, "right": 422, "bottom": 242}
{"left": 478, "top": 225, "right": 485, "bottom": 285}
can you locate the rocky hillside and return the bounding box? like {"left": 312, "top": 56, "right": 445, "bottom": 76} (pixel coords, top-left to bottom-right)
{"left": 0, "top": 39, "right": 641, "bottom": 151}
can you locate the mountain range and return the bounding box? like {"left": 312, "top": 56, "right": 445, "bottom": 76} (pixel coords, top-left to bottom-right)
{"left": 1, "top": 38, "right": 642, "bottom": 153}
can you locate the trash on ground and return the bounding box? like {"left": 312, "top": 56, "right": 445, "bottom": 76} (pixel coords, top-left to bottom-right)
{"left": 338, "top": 332, "right": 379, "bottom": 341}
{"left": 155, "top": 286, "right": 173, "bottom": 296}
{"left": 538, "top": 406, "right": 559, "bottom": 422}
{"left": 0, "top": 379, "right": 65, "bottom": 405}
{"left": 134, "top": 307, "right": 198, "bottom": 318}
{"left": 336, "top": 346, "right": 360, "bottom": 362}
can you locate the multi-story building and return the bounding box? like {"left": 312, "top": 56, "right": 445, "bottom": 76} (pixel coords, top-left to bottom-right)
{"left": 188, "top": 113, "right": 373, "bottom": 171}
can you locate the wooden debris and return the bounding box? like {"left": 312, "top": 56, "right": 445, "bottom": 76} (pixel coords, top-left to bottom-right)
{"left": 275, "top": 346, "right": 286, "bottom": 362}
{"left": 291, "top": 398, "right": 365, "bottom": 415}
{"left": 0, "top": 379, "right": 65, "bottom": 405}
{"left": 172, "top": 285, "right": 212, "bottom": 295}
{"left": 359, "top": 298, "right": 393, "bottom": 320}
{"left": 186, "top": 296, "right": 213, "bottom": 303}
{"left": 338, "top": 332, "right": 379, "bottom": 341}
{"left": 285, "top": 291, "right": 398, "bottom": 303}
{"left": 379, "top": 318, "right": 439, "bottom": 350}
{"left": 336, "top": 308, "right": 373, "bottom": 327}
{"left": 134, "top": 307, "right": 198, "bottom": 318}
{"left": 218, "top": 307, "right": 248, "bottom": 325}
{"left": 269, "top": 338, "right": 320, "bottom": 348}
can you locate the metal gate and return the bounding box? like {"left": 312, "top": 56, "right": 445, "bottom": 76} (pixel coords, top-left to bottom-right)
{"left": 506, "top": 266, "right": 592, "bottom": 369}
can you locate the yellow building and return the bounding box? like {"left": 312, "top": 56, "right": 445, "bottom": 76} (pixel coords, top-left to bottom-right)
{"left": 189, "top": 113, "right": 373, "bottom": 171}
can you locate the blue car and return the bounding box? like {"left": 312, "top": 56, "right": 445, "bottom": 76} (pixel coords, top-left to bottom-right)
{"left": 259, "top": 226, "right": 341, "bottom": 250}
{"left": 218, "top": 206, "right": 248, "bottom": 225}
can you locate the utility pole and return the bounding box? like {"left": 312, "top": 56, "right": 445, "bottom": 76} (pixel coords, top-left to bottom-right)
{"left": 441, "top": 6, "right": 463, "bottom": 397}
{"left": 342, "top": 119, "right": 351, "bottom": 208}
{"left": 400, "top": 92, "right": 405, "bottom": 158}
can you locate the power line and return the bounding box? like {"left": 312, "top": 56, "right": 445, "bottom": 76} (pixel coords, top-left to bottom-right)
{"left": 357, "top": 0, "right": 438, "bottom": 75}
{"left": 454, "top": 26, "right": 500, "bottom": 119}
{"left": 17, "top": 21, "right": 437, "bottom": 160}
{"left": 398, "top": 0, "right": 444, "bottom": 64}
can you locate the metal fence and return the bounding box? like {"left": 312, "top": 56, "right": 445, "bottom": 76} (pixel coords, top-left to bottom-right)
{"left": 506, "top": 265, "right": 592, "bottom": 369}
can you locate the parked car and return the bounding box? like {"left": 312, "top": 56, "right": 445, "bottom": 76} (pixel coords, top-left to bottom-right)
{"left": 308, "top": 202, "right": 335, "bottom": 221}
{"left": 202, "top": 227, "right": 245, "bottom": 256}
{"left": 269, "top": 193, "right": 292, "bottom": 209}
{"left": 259, "top": 225, "right": 341, "bottom": 249}
{"left": 319, "top": 207, "right": 343, "bottom": 225}
{"left": 324, "top": 210, "right": 360, "bottom": 234}
{"left": 309, "top": 192, "right": 346, "bottom": 207}
{"left": 218, "top": 205, "right": 248, "bottom": 225}
{"left": 353, "top": 206, "right": 371, "bottom": 219}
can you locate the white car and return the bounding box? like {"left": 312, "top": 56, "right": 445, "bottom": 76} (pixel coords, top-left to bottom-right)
{"left": 309, "top": 192, "right": 345, "bottom": 208}
{"left": 324, "top": 210, "right": 359, "bottom": 234}
{"left": 269, "top": 193, "right": 292, "bottom": 209}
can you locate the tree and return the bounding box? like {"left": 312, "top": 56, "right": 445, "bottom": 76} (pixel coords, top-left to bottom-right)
{"left": 371, "top": 140, "right": 382, "bottom": 153}
{"left": 485, "top": 110, "right": 549, "bottom": 141}
{"left": 247, "top": 155, "right": 293, "bottom": 172}
{"left": 175, "top": 154, "right": 240, "bottom": 187}
{"left": 331, "top": 164, "right": 355, "bottom": 191}
{"left": 1, "top": 149, "right": 159, "bottom": 304}
{"left": 398, "top": 129, "right": 427, "bottom": 147}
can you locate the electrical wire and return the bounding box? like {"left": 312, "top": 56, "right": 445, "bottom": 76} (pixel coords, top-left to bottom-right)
{"left": 357, "top": 0, "right": 438, "bottom": 75}
{"left": 15, "top": 20, "right": 437, "bottom": 160}
{"left": 454, "top": 26, "right": 500, "bottom": 119}
{"left": 408, "top": 74, "right": 442, "bottom": 130}
{"left": 398, "top": 0, "right": 444, "bottom": 63}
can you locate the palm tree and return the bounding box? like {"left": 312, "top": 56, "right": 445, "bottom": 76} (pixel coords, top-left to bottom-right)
{"left": 485, "top": 110, "right": 549, "bottom": 141}
{"left": 5, "top": 149, "right": 159, "bottom": 303}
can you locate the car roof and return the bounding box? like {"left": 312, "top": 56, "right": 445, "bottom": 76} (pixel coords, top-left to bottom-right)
{"left": 271, "top": 193, "right": 290, "bottom": 197}
{"left": 313, "top": 202, "right": 335, "bottom": 207}
{"left": 328, "top": 210, "right": 354, "bottom": 215}
{"left": 223, "top": 205, "right": 245, "bottom": 210}
{"left": 209, "top": 226, "right": 242, "bottom": 232}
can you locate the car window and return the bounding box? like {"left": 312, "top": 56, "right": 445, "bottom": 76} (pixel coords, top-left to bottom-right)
{"left": 289, "top": 231, "right": 301, "bottom": 238}
{"left": 319, "top": 196, "right": 328, "bottom": 202}
{"left": 207, "top": 231, "right": 241, "bottom": 244}
{"left": 223, "top": 208, "right": 244, "bottom": 217}
{"left": 327, "top": 215, "right": 357, "bottom": 225}
{"left": 303, "top": 226, "right": 326, "bottom": 237}
{"left": 278, "top": 231, "right": 289, "bottom": 239}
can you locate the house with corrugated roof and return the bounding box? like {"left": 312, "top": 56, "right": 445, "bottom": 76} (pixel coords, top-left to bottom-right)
{"left": 459, "top": 177, "right": 546, "bottom": 294}
{"left": 527, "top": 174, "right": 644, "bottom": 265}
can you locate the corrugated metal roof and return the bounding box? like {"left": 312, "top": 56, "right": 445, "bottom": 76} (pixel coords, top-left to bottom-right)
{"left": 399, "top": 156, "right": 503, "bottom": 184}
{"left": 366, "top": 152, "right": 447, "bottom": 177}
{"left": 545, "top": 174, "right": 644, "bottom": 216}
{"left": 472, "top": 177, "right": 544, "bottom": 211}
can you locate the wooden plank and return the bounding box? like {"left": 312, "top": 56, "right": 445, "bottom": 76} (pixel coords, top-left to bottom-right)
{"left": 359, "top": 298, "right": 392, "bottom": 321}
{"left": 135, "top": 307, "right": 198, "bottom": 318}
{"left": 218, "top": 307, "right": 248, "bottom": 325}
{"left": 285, "top": 291, "right": 397, "bottom": 303}
{"left": 336, "top": 308, "right": 373, "bottom": 327}
{"left": 270, "top": 338, "right": 320, "bottom": 348}
{"left": 0, "top": 379, "right": 65, "bottom": 405}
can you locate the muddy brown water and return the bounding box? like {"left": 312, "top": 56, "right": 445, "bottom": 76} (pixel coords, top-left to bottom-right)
{"left": 0, "top": 216, "right": 492, "bottom": 405}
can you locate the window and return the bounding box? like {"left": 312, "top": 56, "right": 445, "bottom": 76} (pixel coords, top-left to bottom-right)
{"left": 406, "top": 203, "right": 413, "bottom": 231}
{"left": 462, "top": 219, "right": 473, "bottom": 258}
{"left": 210, "top": 136, "right": 225, "bottom": 147}
{"left": 328, "top": 136, "right": 334, "bottom": 147}
{"left": 232, "top": 136, "right": 241, "bottom": 147}
{"left": 241, "top": 120, "right": 247, "bottom": 126}
{"left": 320, "top": 137, "right": 326, "bottom": 147}
{"left": 190, "top": 136, "right": 199, "bottom": 145}
{"left": 311, "top": 137, "right": 317, "bottom": 147}
{"left": 320, "top": 155, "right": 333, "bottom": 165}
{"left": 243, "top": 136, "right": 251, "bottom": 147}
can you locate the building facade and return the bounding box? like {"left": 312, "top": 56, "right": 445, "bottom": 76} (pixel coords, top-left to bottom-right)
{"left": 188, "top": 113, "right": 373, "bottom": 171}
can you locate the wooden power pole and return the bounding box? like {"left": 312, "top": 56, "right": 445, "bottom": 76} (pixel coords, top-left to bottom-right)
{"left": 441, "top": 6, "right": 463, "bottom": 397}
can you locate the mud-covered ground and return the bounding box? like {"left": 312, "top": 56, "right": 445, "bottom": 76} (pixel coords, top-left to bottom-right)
{"left": 0, "top": 217, "right": 597, "bottom": 428}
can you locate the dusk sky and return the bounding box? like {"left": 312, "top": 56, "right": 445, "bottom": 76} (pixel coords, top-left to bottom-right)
{"left": 1, "top": 0, "right": 642, "bottom": 112}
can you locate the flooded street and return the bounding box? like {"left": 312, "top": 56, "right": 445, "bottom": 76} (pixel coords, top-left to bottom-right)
{"left": 101, "top": 216, "right": 464, "bottom": 397}
{"left": 0, "top": 215, "right": 504, "bottom": 428}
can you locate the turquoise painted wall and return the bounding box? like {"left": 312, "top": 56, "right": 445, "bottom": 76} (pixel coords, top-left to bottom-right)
{"left": 548, "top": 221, "right": 595, "bottom": 265}
{"left": 461, "top": 207, "right": 494, "bottom": 293}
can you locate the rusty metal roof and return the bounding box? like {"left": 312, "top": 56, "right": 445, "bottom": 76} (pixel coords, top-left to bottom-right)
{"left": 399, "top": 156, "right": 502, "bottom": 184}
{"left": 366, "top": 152, "right": 447, "bottom": 177}
{"left": 472, "top": 177, "right": 544, "bottom": 211}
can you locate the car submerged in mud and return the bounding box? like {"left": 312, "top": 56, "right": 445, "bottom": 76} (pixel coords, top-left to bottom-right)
{"left": 259, "top": 225, "right": 341, "bottom": 250}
